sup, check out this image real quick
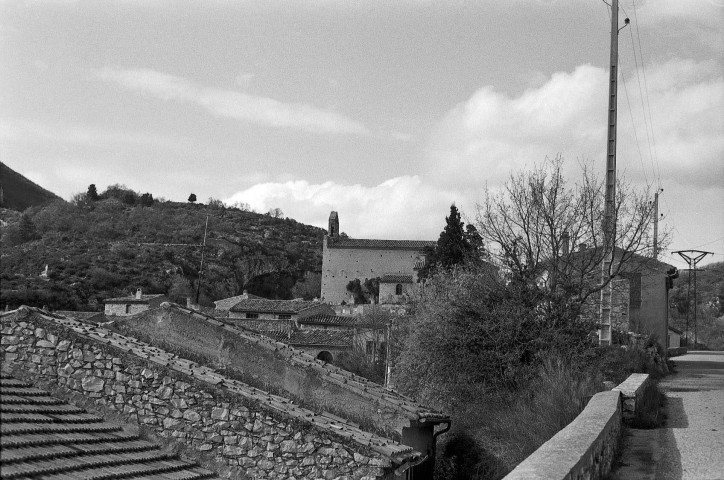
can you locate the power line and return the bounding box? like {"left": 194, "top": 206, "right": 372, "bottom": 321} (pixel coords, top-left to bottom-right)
{"left": 632, "top": 0, "right": 662, "bottom": 187}
{"left": 618, "top": 57, "right": 650, "bottom": 186}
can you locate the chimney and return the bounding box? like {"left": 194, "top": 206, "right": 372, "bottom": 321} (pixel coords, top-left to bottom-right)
{"left": 562, "top": 231, "right": 570, "bottom": 256}
{"left": 242, "top": 290, "right": 248, "bottom": 300}
{"left": 135, "top": 288, "right": 142, "bottom": 300}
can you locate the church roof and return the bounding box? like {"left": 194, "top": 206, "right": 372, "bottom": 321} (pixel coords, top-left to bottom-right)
{"left": 328, "top": 238, "right": 435, "bottom": 251}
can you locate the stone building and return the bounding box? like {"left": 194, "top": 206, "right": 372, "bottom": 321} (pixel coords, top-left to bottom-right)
{"left": 227, "top": 298, "right": 334, "bottom": 332}
{"left": 103, "top": 288, "right": 167, "bottom": 316}
{"left": 321, "top": 211, "right": 435, "bottom": 305}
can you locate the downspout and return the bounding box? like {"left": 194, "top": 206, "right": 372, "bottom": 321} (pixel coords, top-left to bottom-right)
{"left": 431, "top": 420, "right": 451, "bottom": 468}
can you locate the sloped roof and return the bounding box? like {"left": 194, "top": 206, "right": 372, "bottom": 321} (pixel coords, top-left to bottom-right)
{"left": 213, "top": 293, "right": 264, "bottom": 311}
{"left": 103, "top": 294, "right": 166, "bottom": 304}
{"left": 328, "top": 238, "right": 435, "bottom": 251}
{"left": 0, "top": 374, "right": 217, "bottom": 479}
{"left": 380, "top": 274, "right": 413, "bottom": 283}
{"left": 2, "top": 306, "right": 439, "bottom": 466}
{"left": 265, "top": 329, "right": 353, "bottom": 347}
{"left": 229, "top": 298, "right": 324, "bottom": 314}
{"left": 54, "top": 310, "right": 106, "bottom": 323}
{"left": 298, "top": 314, "right": 361, "bottom": 327}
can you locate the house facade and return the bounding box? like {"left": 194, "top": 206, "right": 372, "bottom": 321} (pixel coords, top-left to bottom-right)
{"left": 227, "top": 298, "right": 334, "bottom": 332}
{"left": 104, "top": 289, "right": 167, "bottom": 316}
{"left": 321, "top": 211, "right": 435, "bottom": 304}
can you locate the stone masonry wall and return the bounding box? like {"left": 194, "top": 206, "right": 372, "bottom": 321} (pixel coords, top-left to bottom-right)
{"left": 1, "top": 315, "right": 394, "bottom": 479}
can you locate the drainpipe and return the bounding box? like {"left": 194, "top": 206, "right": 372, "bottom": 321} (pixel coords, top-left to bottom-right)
{"left": 431, "top": 420, "right": 451, "bottom": 468}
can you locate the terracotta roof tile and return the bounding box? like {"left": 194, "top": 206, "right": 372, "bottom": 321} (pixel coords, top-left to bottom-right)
{"left": 298, "top": 314, "right": 361, "bottom": 327}
{"left": 0, "top": 374, "right": 218, "bottom": 480}
{"left": 229, "top": 298, "right": 325, "bottom": 314}
{"left": 380, "top": 274, "right": 413, "bottom": 283}
{"left": 264, "top": 329, "right": 353, "bottom": 347}
{"left": 103, "top": 294, "right": 166, "bottom": 304}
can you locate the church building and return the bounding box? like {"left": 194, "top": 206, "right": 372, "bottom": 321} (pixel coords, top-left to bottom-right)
{"left": 321, "top": 211, "right": 436, "bottom": 305}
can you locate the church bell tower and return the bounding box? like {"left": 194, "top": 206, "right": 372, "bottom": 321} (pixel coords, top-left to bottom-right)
{"left": 328, "top": 211, "right": 339, "bottom": 239}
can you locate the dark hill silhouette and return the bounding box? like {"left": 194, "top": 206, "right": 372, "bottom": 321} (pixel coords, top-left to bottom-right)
{"left": 0, "top": 162, "right": 62, "bottom": 211}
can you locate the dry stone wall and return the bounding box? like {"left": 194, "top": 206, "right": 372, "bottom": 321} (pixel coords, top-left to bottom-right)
{"left": 1, "top": 314, "right": 397, "bottom": 479}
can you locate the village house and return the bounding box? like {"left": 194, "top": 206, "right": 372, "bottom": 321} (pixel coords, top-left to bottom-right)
{"left": 103, "top": 288, "right": 167, "bottom": 316}
{"left": 321, "top": 211, "right": 435, "bottom": 305}
{"left": 547, "top": 237, "right": 678, "bottom": 348}
{"left": 212, "top": 290, "right": 263, "bottom": 315}
{"left": 226, "top": 298, "right": 334, "bottom": 332}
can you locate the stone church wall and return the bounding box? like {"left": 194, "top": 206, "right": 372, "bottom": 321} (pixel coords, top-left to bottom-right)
{"left": 322, "top": 239, "right": 423, "bottom": 305}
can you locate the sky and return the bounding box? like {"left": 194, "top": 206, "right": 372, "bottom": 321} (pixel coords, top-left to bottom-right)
{"left": 1, "top": 0, "right": 722, "bottom": 270}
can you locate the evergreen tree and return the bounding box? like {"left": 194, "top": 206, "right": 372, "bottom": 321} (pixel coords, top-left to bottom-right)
{"left": 87, "top": 184, "right": 99, "bottom": 201}
{"left": 139, "top": 193, "right": 154, "bottom": 207}
{"left": 19, "top": 214, "right": 38, "bottom": 242}
{"left": 418, "top": 204, "right": 480, "bottom": 279}
{"left": 188, "top": 193, "right": 197, "bottom": 203}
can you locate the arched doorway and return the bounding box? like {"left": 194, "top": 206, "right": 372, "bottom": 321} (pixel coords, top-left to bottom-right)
{"left": 316, "top": 351, "right": 333, "bottom": 363}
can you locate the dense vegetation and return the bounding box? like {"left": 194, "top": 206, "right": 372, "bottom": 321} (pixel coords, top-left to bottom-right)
{"left": 0, "top": 162, "right": 61, "bottom": 211}
{"left": 669, "top": 260, "right": 724, "bottom": 350}
{"left": 0, "top": 184, "right": 325, "bottom": 311}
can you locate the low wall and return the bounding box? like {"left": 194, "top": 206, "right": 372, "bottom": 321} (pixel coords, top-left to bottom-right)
{"left": 667, "top": 347, "right": 687, "bottom": 357}
{"left": 504, "top": 373, "right": 651, "bottom": 480}
{"left": 1, "top": 308, "right": 408, "bottom": 479}
{"left": 612, "top": 373, "right": 650, "bottom": 420}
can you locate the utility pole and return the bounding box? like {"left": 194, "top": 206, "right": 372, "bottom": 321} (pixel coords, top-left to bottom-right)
{"left": 195, "top": 215, "right": 210, "bottom": 305}
{"left": 139, "top": 215, "right": 210, "bottom": 307}
{"left": 599, "top": 0, "right": 629, "bottom": 345}
{"left": 653, "top": 189, "right": 662, "bottom": 260}
{"left": 674, "top": 250, "right": 712, "bottom": 347}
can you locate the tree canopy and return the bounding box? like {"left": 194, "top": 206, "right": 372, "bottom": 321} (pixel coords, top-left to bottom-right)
{"left": 418, "top": 204, "right": 484, "bottom": 279}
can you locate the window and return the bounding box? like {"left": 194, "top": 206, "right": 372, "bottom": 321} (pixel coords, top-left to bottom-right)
{"left": 395, "top": 284, "right": 403, "bottom": 295}
{"left": 278, "top": 314, "right": 291, "bottom": 320}
{"left": 125, "top": 305, "right": 131, "bottom": 314}
{"left": 245, "top": 313, "right": 259, "bottom": 319}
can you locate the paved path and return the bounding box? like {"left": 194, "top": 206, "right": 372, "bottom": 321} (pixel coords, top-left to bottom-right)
{"left": 612, "top": 351, "right": 724, "bottom": 480}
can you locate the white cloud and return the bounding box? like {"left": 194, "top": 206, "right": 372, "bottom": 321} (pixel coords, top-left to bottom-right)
{"left": 95, "top": 67, "right": 368, "bottom": 135}
{"left": 224, "top": 176, "right": 459, "bottom": 240}
{"left": 426, "top": 59, "right": 724, "bottom": 190}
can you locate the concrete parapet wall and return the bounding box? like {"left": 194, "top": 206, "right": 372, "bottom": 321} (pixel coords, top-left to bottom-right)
{"left": 503, "top": 391, "right": 622, "bottom": 480}
{"left": 612, "top": 373, "right": 650, "bottom": 420}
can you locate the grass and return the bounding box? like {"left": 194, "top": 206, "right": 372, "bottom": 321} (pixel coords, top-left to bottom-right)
{"left": 435, "top": 356, "right": 606, "bottom": 479}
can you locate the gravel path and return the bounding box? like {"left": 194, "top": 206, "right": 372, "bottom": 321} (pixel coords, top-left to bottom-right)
{"left": 612, "top": 351, "right": 724, "bottom": 480}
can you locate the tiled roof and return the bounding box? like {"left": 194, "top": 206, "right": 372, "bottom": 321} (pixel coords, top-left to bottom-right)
{"left": 327, "top": 238, "right": 435, "bottom": 250}
{"left": 103, "top": 294, "right": 166, "bottom": 304}
{"left": 265, "top": 329, "right": 353, "bottom": 347}
{"left": 229, "top": 298, "right": 324, "bottom": 314}
{"left": 380, "top": 274, "right": 413, "bottom": 283}
{"left": 298, "top": 314, "right": 361, "bottom": 327}
{"left": 0, "top": 374, "right": 217, "bottom": 480}
{"left": 213, "top": 293, "right": 264, "bottom": 311}
{"left": 54, "top": 311, "right": 106, "bottom": 323}
{"left": 2, "top": 306, "right": 442, "bottom": 466}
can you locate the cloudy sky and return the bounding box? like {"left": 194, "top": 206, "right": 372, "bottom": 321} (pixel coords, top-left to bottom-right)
{"left": 1, "top": 0, "right": 722, "bottom": 269}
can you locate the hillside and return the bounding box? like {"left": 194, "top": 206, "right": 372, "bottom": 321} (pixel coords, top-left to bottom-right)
{"left": 0, "top": 189, "right": 325, "bottom": 311}
{"left": 670, "top": 260, "right": 724, "bottom": 349}
{"left": 0, "top": 162, "right": 62, "bottom": 211}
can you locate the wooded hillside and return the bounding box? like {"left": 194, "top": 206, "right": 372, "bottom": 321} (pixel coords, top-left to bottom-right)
{"left": 0, "top": 162, "right": 62, "bottom": 211}
{"left": 0, "top": 189, "right": 325, "bottom": 311}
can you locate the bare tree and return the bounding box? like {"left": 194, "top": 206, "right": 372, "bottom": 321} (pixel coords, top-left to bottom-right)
{"left": 475, "top": 156, "right": 668, "bottom": 309}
